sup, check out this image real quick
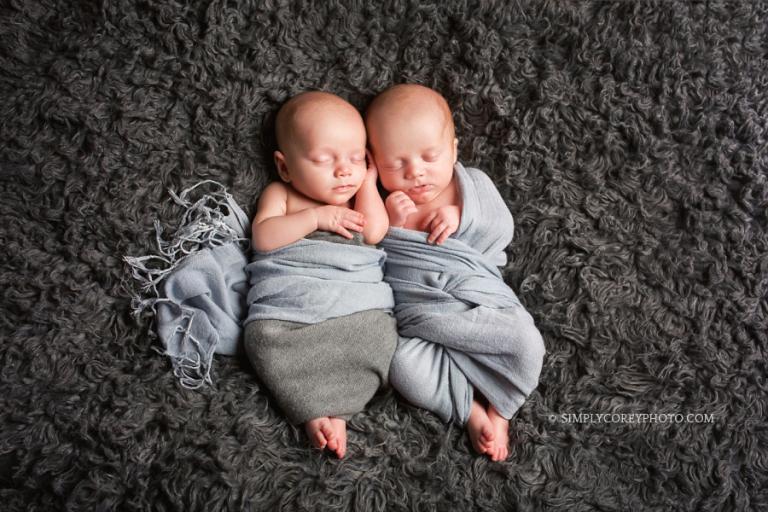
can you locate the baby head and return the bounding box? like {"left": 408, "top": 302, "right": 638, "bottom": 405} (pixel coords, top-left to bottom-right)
{"left": 274, "top": 91, "right": 368, "bottom": 205}
{"left": 366, "top": 84, "right": 458, "bottom": 205}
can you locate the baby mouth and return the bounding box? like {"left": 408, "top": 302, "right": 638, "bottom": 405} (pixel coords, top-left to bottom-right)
{"left": 409, "top": 184, "right": 432, "bottom": 194}
{"left": 333, "top": 184, "right": 355, "bottom": 192}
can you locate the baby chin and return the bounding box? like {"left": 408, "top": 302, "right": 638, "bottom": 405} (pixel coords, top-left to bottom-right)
{"left": 327, "top": 185, "right": 359, "bottom": 204}
{"left": 405, "top": 184, "right": 437, "bottom": 203}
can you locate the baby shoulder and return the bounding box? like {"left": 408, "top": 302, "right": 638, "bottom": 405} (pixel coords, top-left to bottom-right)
{"left": 261, "top": 180, "right": 290, "bottom": 196}
{"left": 254, "top": 181, "right": 289, "bottom": 222}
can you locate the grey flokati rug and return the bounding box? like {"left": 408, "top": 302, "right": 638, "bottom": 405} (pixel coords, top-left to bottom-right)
{"left": 1, "top": 1, "right": 767, "bottom": 510}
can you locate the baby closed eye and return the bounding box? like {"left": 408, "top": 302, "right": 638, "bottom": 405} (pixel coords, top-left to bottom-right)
{"left": 382, "top": 161, "right": 404, "bottom": 170}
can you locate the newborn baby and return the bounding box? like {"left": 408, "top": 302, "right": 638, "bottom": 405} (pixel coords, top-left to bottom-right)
{"left": 252, "top": 91, "right": 388, "bottom": 251}
{"left": 246, "top": 91, "right": 396, "bottom": 458}
{"left": 367, "top": 84, "right": 545, "bottom": 462}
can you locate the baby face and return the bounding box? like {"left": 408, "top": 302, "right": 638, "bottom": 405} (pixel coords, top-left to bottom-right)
{"left": 275, "top": 94, "right": 368, "bottom": 205}
{"left": 367, "top": 87, "right": 458, "bottom": 205}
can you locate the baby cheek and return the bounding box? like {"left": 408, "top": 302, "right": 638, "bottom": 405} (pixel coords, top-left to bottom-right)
{"left": 437, "top": 161, "right": 455, "bottom": 180}
{"left": 377, "top": 172, "right": 400, "bottom": 191}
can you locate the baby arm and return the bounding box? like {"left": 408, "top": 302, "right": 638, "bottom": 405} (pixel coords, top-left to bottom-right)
{"left": 252, "top": 182, "right": 365, "bottom": 252}
{"left": 353, "top": 153, "right": 390, "bottom": 244}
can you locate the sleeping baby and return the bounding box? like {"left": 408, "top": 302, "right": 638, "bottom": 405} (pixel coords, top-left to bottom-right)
{"left": 366, "top": 84, "right": 546, "bottom": 462}
{"left": 244, "top": 91, "right": 397, "bottom": 458}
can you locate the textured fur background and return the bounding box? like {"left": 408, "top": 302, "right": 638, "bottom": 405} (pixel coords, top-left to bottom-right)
{"left": 2, "top": 0, "right": 767, "bottom": 510}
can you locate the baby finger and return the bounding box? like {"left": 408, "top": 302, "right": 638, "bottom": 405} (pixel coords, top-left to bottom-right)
{"left": 420, "top": 211, "right": 438, "bottom": 231}
{"left": 343, "top": 218, "right": 365, "bottom": 232}
{"left": 336, "top": 226, "right": 354, "bottom": 239}
{"left": 435, "top": 225, "right": 456, "bottom": 245}
{"left": 428, "top": 222, "right": 449, "bottom": 244}
{"left": 346, "top": 210, "right": 365, "bottom": 223}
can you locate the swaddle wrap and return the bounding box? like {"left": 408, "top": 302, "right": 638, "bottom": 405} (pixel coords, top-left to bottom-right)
{"left": 244, "top": 231, "right": 397, "bottom": 424}
{"left": 244, "top": 231, "right": 395, "bottom": 324}
{"left": 380, "top": 163, "right": 545, "bottom": 424}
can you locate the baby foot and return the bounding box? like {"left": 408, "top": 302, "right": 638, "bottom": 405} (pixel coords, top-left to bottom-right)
{"left": 467, "top": 399, "right": 494, "bottom": 455}
{"left": 330, "top": 417, "right": 347, "bottom": 458}
{"left": 305, "top": 417, "right": 338, "bottom": 453}
{"left": 487, "top": 405, "right": 510, "bottom": 462}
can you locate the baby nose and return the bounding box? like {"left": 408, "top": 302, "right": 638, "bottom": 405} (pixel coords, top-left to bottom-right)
{"left": 404, "top": 163, "right": 424, "bottom": 179}
{"left": 334, "top": 164, "right": 352, "bottom": 177}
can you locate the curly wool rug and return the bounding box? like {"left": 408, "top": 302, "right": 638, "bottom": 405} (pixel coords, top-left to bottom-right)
{"left": 1, "top": 0, "right": 767, "bottom": 510}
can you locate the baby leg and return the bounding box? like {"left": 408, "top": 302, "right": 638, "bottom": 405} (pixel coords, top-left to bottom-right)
{"left": 389, "top": 336, "right": 473, "bottom": 424}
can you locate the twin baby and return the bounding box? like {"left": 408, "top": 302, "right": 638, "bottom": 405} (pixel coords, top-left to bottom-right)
{"left": 246, "top": 84, "right": 545, "bottom": 462}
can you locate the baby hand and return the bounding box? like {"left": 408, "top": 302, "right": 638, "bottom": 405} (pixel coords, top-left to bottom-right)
{"left": 314, "top": 205, "right": 366, "bottom": 239}
{"left": 421, "top": 205, "right": 461, "bottom": 244}
{"left": 385, "top": 191, "right": 418, "bottom": 228}
{"left": 364, "top": 150, "right": 378, "bottom": 184}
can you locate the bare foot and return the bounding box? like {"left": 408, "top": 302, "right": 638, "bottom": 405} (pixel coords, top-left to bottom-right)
{"left": 487, "top": 405, "right": 510, "bottom": 462}
{"left": 305, "top": 417, "right": 338, "bottom": 453}
{"left": 467, "top": 399, "right": 494, "bottom": 455}
{"left": 330, "top": 417, "right": 347, "bottom": 458}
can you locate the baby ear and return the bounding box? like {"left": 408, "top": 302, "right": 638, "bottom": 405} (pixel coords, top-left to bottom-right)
{"left": 452, "top": 138, "right": 459, "bottom": 163}
{"left": 274, "top": 151, "right": 291, "bottom": 182}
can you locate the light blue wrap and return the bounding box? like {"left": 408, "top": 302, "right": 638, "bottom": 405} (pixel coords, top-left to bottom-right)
{"left": 380, "top": 163, "right": 546, "bottom": 424}
{"left": 244, "top": 235, "right": 394, "bottom": 325}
